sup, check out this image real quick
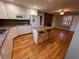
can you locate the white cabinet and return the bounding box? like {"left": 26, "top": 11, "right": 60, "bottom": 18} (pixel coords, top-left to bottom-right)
{"left": 17, "top": 25, "right": 26, "bottom": 35}
{"left": 1, "top": 26, "right": 31, "bottom": 59}
{"left": 1, "top": 34, "right": 13, "bottom": 59}
{"left": 0, "top": 1, "right": 8, "bottom": 19}
{"left": 17, "top": 25, "right": 31, "bottom": 35}
{"left": 25, "top": 25, "right": 31, "bottom": 33}
{"left": 9, "top": 27, "right": 18, "bottom": 38}
{"left": 5, "top": 3, "right": 29, "bottom": 19}
{"left": 1, "top": 27, "right": 17, "bottom": 59}
{"left": 0, "top": 1, "right": 38, "bottom": 19}
{"left": 5, "top": 3, "right": 21, "bottom": 19}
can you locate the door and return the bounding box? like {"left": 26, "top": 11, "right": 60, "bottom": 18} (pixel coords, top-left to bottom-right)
{"left": 44, "top": 13, "right": 53, "bottom": 26}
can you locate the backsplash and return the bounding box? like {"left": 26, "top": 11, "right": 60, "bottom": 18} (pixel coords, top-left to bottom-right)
{"left": 0, "top": 19, "right": 30, "bottom": 26}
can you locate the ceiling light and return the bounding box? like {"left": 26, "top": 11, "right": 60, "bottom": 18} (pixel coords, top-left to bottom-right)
{"left": 60, "top": 10, "right": 64, "bottom": 15}
{"left": 60, "top": 12, "right": 64, "bottom": 15}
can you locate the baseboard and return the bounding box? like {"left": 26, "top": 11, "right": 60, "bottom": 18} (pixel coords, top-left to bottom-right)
{"left": 53, "top": 27, "right": 74, "bottom": 32}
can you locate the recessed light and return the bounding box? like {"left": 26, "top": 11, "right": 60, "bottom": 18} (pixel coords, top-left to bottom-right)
{"left": 34, "top": 5, "right": 37, "bottom": 9}
{"left": 48, "top": 0, "right": 52, "bottom": 2}
{"left": 9, "top": 0, "right": 13, "bottom": 2}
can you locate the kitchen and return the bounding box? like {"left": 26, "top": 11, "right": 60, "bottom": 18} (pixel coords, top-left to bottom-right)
{"left": 0, "top": 1, "right": 37, "bottom": 59}
{"left": 0, "top": 0, "right": 79, "bottom": 59}
{"left": 0, "top": 0, "right": 54, "bottom": 59}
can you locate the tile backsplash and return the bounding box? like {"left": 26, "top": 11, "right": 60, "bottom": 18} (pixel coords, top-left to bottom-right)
{"left": 0, "top": 19, "right": 30, "bottom": 26}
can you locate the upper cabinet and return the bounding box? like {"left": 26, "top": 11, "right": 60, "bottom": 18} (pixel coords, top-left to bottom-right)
{"left": 0, "top": 1, "right": 8, "bottom": 19}
{"left": 0, "top": 1, "right": 38, "bottom": 19}
{"left": 5, "top": 3, "right": 37, "bottom": 20}
{"left": 5, "top": 3, "right": 21, "bottom": 19}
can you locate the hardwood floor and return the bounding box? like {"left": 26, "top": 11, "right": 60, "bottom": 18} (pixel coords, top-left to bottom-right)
{"left": 12, "top": 28, "right": 73, "bottom": 59}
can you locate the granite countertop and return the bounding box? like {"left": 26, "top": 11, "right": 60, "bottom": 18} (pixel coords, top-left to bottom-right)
{"left": 0, "top": 28, "right": 9, "bottom": 48}
{"left": 0, "top": 25, "right": 31, "bottom": 48}
{"left": 33, "top": 26, "right": 53, "bottom": 32}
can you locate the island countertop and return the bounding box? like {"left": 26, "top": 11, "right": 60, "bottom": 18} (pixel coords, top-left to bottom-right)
{"left": 33, "top": 26, "right": 53, "bottom": 32}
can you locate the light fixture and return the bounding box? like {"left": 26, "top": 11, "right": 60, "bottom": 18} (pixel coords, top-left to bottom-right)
{"left": 60, "top": 9, "right": 65, "bottom": 15}
{"left": 60, "top": 11, "right": 64, "bottom": 15}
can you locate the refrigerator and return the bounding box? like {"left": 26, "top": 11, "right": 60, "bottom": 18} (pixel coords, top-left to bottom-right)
{"left": 30, "top": 15, "right": 41, "bottom": 44}
{"left": 30, "top": 15, "right": 41, "bottom": 28}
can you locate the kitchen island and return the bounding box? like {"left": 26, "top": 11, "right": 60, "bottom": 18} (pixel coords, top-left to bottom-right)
{"left": 32, "top": 26, "right": 53, "bottom": 44}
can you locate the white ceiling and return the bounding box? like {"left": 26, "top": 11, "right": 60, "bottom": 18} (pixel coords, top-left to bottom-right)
{"left": 2, "top": 0, "right": 79, "bottom": 13}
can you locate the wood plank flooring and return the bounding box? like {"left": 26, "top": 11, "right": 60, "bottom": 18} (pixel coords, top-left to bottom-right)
{"left": 12, "top": 28, "right": 73, "bottom": 59}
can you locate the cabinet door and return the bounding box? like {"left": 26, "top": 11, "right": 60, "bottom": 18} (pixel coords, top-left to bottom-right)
{"left": 10, "top": 27, "right": 18, "bottom": 38}
{"left": 1, "top": 27, "right": 17, "bottom": 59}
{"left": 26, "top": 25, "right": 32, "bottom": 33}
{"left": 5, "top": 3, "right": 20, "bottom": 19}
{"left": 1, "top": 35, "right": 13, "bottom": 59}
{"left": 17, "top": 25, "right": 31, "bottom": 35}
{"left": 0, "top": 1, "right": 8, "bottom": 19}
{"left": 17, "top": 25, "right": 26, "bottom": 35}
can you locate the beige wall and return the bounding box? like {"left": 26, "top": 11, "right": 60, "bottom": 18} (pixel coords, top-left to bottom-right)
{"left": 53, "top": 15, "right": 70, "bottom": 30}
{"left": 70, "top": 16, "right": 79, "bottom": 31}
{"left": 55, "top": 15, "right": 63, "bottom": 27}
{"left": 65, "top": 22, "right": 79, "bottom": 59}
{"left": 53, "top": 15, "right": 79, "bottom": 31}
{"left": 53, "top": 15, "right": 64, "bottom": 28}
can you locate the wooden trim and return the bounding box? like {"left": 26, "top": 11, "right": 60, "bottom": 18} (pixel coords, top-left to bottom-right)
{"left": 11, "top": 32, "right": 32, "bottom": 59}
{"left": 53, "top": 27, "right": 74, "bottom": 33}
{"left": 13, "top": 33, "right": 32, "bottom": 40}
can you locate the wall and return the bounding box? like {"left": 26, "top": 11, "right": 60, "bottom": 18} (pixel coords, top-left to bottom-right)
{"left": 0, "top": 1, "right": 37, "bottom": 19}
{"left": 52, "top": 15, "right": 57, "bottom": 27}
{"left": 65, "top": 22, "right": 79, "bottom": 59}
{"left": 70, "top": 15, "right": 79, "bottom": 31}
{"left": 52, "top": 15, "right": 70, "bottom": 30}
{"left": 52, "top": 15, "right": 64, "bottom": 28}
{"left": 53, "top": 15, "right": 79, "bottom": 31}
{"left": 55, "top": 15, "right": 63, "bottom": 27}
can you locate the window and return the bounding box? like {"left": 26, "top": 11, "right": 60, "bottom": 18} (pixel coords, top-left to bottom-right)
{"left": 62, "top": 16, "right": 73, "bottom": 26}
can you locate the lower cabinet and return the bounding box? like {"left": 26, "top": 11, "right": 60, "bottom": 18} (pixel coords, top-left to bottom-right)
{"left": 1, "top": 27, "right": 17, "bottom": 59}
{"left": 17, "top": 25, "right": 31, "bottom": 35}
{"left": 1, "top": 25, "right": 31, "bottom": 59}
{"left": 1, "top": 36, "right": 13, "bottom": 59}
{"left": 26, "top": 25, "right": 32, "bottom": 33}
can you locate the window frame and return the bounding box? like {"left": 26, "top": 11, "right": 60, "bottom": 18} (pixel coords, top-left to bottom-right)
{"left": 62, "top": 15, "right": 73, "bottom": 26}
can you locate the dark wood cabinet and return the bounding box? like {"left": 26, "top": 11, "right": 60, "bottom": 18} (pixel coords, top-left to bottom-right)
{"left": 44, "top": 13, "right": 53, "bottom": 26}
